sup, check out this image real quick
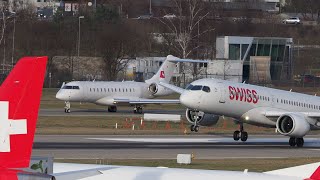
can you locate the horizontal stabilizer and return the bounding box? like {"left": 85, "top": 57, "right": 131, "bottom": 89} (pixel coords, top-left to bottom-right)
{"left": 168, "top": 59, "right": 209, "bottom": 63}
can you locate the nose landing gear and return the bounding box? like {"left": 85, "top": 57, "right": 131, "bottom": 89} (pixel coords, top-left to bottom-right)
{"left": 64, "top": 101, "right": 71, "bottom": 113}
{"left": 233, "top": 123, "right": 248, "bottom": 142}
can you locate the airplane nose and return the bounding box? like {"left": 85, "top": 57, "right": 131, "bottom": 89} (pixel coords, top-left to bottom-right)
{"left": 56, "top": 91, "right": 64, "bottom": 100}
{"left": 179, "top": 92, "right": 194, "bottom": 108}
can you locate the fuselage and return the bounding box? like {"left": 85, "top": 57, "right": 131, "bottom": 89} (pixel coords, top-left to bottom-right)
{"left": 56, "top": 81, "right": 154, "bottom": 106}
{"left": 180, "top": 78, "right": 320, "bottom": 128}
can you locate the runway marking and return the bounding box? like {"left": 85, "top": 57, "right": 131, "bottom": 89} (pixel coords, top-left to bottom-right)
{"left": 86, "top": 138, "right": 220, "bottom": 143}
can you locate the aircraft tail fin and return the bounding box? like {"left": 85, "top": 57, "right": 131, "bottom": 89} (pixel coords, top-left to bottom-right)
{"left": 0, "top": 57, "right": 47, "bottom": 169}
{"left": 145, "top": 55, "right": 178, "bottom": 84}
{"left": 306, "top": 166, "right": 320, "bottom": 180}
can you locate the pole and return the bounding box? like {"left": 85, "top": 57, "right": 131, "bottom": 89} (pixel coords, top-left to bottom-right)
{"left": 77, "top": 17, "right": 81, "bottom": 57}
{"left": 149, "top": 0, "right": 152, "bottom": 15}
{"left": 11, "top": 16, "right": 15, "bottom": 68}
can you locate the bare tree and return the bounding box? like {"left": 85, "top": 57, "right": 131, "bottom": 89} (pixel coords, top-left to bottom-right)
{"left": 97, "top": 23, "right": 139, "bottom": 81}
{"left": 158, "top": 0, "right": 214, "bottom": 59}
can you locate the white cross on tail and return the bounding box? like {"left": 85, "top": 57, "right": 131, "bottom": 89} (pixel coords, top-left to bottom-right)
{"left": 0, "top": 101, "right": 27, "bottom": 152}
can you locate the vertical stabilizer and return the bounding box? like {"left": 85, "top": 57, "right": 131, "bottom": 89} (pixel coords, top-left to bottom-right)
{"left": 0, "top": 57, "right": 47, "bottom": 169}
{"left": 145, "top": 55, "right": 178, "bottom": 84}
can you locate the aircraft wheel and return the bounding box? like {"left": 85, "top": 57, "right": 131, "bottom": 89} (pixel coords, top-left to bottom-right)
{"left": 240, "top": 131, "right": 248, "bottom": 142}
{"left": 289, "top": 137, "right": 296, "bottom": 147}
{"left": 66, "top": 109, "right": 70, "bottom": 113}
{"left": 137, "top": 107, "right": 143, "bottom": 114}
{"left": 296, "top": 138, "right": 304, "bottom": 147}
{"left": 190, "top": 125, "right": 195, "bottom": 132}
{"left": 194, "top": 125, "right": 199, "bottom": 132}
{"left": 233, "top": 130, "right": 240, "bottom": 141}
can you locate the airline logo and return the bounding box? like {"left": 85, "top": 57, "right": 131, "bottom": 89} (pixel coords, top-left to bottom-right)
{"left": 160, "top": 70, "right": 165, "bottom": 78}
{"left": 0, "top": 101, "right": 27, "bottom": 152}
{"left": 228, "top": 86, "right": 258, "bottom": 104}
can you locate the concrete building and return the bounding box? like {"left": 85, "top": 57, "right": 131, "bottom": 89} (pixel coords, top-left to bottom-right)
{"left": 216, "top": 36, "right": 294, "bottom": 83}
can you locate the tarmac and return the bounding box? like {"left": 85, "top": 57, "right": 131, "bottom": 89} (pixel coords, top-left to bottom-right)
{"left": 32, "top": 134, "right": 320, "bottom": 160}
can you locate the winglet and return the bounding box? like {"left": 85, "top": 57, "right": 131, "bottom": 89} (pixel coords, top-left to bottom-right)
{"left": 305, "top": 166, "right": 320, "bottom": 180}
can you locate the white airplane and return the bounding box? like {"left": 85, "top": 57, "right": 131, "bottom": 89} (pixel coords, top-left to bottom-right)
{"left": 56, "top": 55, "right": 203, "bottom": 114}
{"left": 52, "top": 161, "right": 320, "bottom": 180}
{"left": 1, "top": 57, "right": 319, "bottom": 180}
{"left": 160, "top": 78, "right": 320, "bottom": 147}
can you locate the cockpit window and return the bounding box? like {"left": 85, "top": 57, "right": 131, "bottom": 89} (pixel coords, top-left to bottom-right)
{"left": 62, "top": 86, "right": 80, "bottom": 90}
{"left": 63, "top": 86, "right": 72, "bottom": 89}
{"left": 202, "top": 86, "right": 210, "bottom": 93}
{"left": 191, "top": 85, "right": 203, "bottom": 91}
{"left": 186, "top": 84, "right": 193, "bottom": 90}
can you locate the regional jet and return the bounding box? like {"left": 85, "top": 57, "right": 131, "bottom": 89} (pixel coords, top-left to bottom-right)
{"left": 56, "top": 55, "right": 205, "bottom": 114}
{"left": 161, "top": 78, "right": 320, "bottom": 147}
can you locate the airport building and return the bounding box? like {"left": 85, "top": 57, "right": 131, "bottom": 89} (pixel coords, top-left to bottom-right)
{"left": 131, "top": 36, "right": 294, "bottom": 86}
{"left": 216, "top": 36, "right": 294, "bottom": 83}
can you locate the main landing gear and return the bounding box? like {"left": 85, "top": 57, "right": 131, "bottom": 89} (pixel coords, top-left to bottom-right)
{"left": 289, "top": 137, "right": 304, "bottom": 147}
{"left": 108, "top": 106, "right": 117, "bottom": 112}
{"left": 190, "top": 124, "right": 200, "bottom": 132}
{"left": 133, "top": 105, "right": 143, "bottom": 114}
{"left": 233, "top": 123, "right": 248, "bottom": 142}
{"left": 64, "top": 101, "right": 71, "bottom": 113}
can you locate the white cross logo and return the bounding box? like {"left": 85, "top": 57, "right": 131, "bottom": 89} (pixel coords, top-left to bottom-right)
{"left": 0, "top": 101, "right": 27, "bottom": 152}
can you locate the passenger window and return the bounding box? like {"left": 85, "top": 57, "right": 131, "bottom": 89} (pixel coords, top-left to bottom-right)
{"left": 202, "top": 86, "right": 210, "bottom": 93}
{"left": 90, "top": 88, "right": 92, "bottom": 92}
{"left": 115, "top": 89, "right": 117, "bottom": 92}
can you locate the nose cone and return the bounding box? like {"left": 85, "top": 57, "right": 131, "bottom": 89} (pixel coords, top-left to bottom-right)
{"left": 180, "top": 91, "right": 196, "bottom": 109}
{"left": 56, "top": 90, "right": 67, "bottom": 100}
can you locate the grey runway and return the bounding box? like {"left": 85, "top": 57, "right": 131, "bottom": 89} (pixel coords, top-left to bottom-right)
{"left": 39, "top": 109, "right": 185, "bottom": 117}
{"left": 32, "top": 135, "right": 320, "bottom": 159}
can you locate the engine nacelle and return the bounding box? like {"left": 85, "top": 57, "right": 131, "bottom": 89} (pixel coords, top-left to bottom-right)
{"left": 276, "top": 113, "right": 310, "bottom": 137}
{"left": 148, "top": 83, "right": 173, "bottom": 96}
{"left": 186, "top": 109, "right": 220, "bottom": 126}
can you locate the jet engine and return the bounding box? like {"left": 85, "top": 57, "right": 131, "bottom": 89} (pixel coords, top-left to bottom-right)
{"left": 148, "top": 83, "right": 173, "bottom": 96}
{"left": 276, "top": 113, "right": 310, "bottom": 137}
{"left": 186, "top": 108, "right": 220, "bottom": 126}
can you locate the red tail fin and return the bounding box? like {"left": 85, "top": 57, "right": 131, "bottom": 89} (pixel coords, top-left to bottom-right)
{"left": 0, "top": 57, "right": 47, "bottom": 169}
{"left": 306, "top": 166, "right": 320, "bottom": 180}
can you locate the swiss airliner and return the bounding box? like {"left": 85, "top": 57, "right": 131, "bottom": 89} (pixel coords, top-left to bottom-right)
{"left": 56, "top": 55, "right": 204, "bottom": 114}
{"left": 0, "top": 56, "right": 319, "bottom": 180}
{"left": 161, "top": 78, "right": 320, "bottom": 147}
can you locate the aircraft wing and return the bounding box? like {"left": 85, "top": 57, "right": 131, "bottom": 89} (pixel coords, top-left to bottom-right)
{"left": 159, "top": 82, "right": 185, "bottom": 94}
{"left": 113, "top": 98, "right": 180, "bottom": 104}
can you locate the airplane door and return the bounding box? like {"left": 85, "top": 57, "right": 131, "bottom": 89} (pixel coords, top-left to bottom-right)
{"left": 271, "top": 95, "right": 275, "bottom": 107}
{"left": 218, "top": 82, "right": 226, "bottom": 103}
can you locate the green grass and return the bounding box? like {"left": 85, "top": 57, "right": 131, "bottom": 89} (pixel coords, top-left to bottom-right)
{"left": 36, "top": 115, "right": 275, "bottom": 135}
{"left": 55, "top": 157, "right": 320, "bottom": 172}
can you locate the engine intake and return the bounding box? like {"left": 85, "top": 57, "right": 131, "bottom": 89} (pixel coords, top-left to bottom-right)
{"left": 148, "top": 83, "right": 174, "bottom": 96}
{"left": 148, "top": 83, "right": 158, "bottom": 94}
{"left": 186, "top": 108, "right": 219, "bottom": 126}
{"left": 276, "top": 113, "right": 310, "bottom": 137}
